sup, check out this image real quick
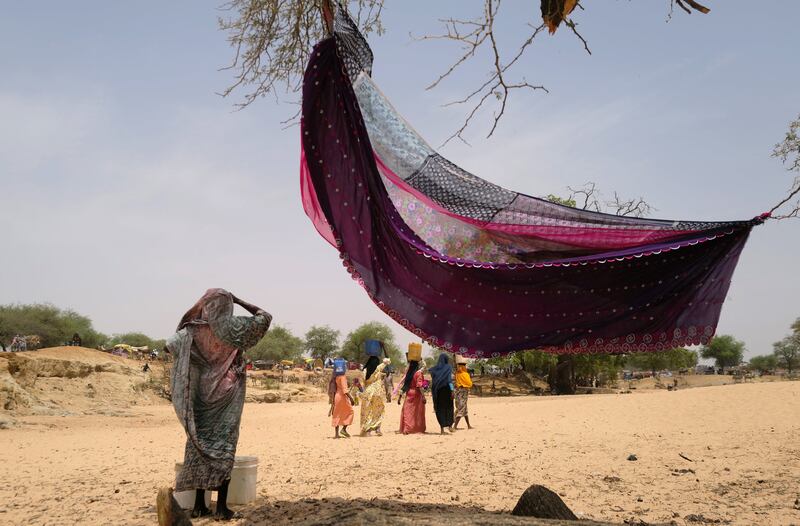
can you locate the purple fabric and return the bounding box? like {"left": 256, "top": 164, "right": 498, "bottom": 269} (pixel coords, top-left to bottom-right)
{"left": 300, "top": 37, "right": 759, "bottom": 356}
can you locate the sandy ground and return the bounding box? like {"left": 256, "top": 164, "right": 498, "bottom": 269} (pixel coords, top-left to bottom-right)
{"left": 2, "top": 381, "right": 799, "bottom": 525}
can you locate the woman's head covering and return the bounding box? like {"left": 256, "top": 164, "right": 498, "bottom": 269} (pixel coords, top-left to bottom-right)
{"left": 456, "top": 364, "right": 473, "bottom": 389}
{"left": 401, "top": 360, "right": 420, "bottom": 393}
{"left": 364, "top": 355, "right": 380, "bottom": 380}
{"left": 429, "top": 354, "right": 453, "bottom": 394}
{"left": 177, "top": 288, "right": 233, "bottom": 331}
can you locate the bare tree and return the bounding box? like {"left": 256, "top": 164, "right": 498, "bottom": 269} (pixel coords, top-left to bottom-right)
{"left": 218, "top": 0, "right": 708, "bottom": 133}
{"left": 218, "top": 0, "right": 385, "bottom": 110}
{"left": 769, "top": 115, "right": 800, "bottom": 220}
{"left": 415, "top": 1, "right": 554, "bottom": 146}
{"left": 564, "top": 182, "right": 654, "bottom": 217}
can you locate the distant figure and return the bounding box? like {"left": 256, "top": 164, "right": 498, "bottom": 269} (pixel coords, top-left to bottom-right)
{"left": 429, "top": 354, "right": 454, "bottom": 435}
{"left": 383, "top": 366, "right": 394, "bottom": 403}
{"left": 480, "top": 364, "right": 485, "bottom": 377}
{"left": 326, "top": 374, "right": 337, "bottom": 418}
{"left": 360, "top": 357, "right": 390, "bottom": 436}
{"left": 142, "top": 363, "right": 150, "bottom": 373}
{"left": 11, "top": 335, "right": 26, "bottom": 352}
{"left": 397, "top": 355, "right": 426, "bottom": 434}
{"left": 166, "top": 289, "right": 271, "bottom": 520}
{"left": 331, "top": 366, "right": 354, "bottom": 438}
{"left": 453, "top": 359, "right": 473, "bottom": 430}
{"left": 71, "top": 333, "right": 82, "bottom": 347}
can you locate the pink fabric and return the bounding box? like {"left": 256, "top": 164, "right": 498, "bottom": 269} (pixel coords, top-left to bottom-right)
{"left": 399, "top": 370, "right": 426, "bottom": 434}
{"left": 331, "top": 375, "right": 354, "bottom": 427}
{"left": 374, "top": 154, "right": 698, "bottom": 250}
{"left": 301, "top": 143, "right": 337, "bottom": 247}
{"left": 189, "top": 325, "right": 241, "bottom": 402}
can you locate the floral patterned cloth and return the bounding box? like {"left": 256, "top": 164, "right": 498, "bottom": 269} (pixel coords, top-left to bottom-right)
{"left": 455, "top": 387, "right": 469, "bottom": 418}
{"left": 359, "top": 362, "right": 388, "bottom": 433}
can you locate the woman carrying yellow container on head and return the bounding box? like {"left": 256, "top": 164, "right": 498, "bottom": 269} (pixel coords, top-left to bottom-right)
{"left": 453, "top": 355, "right": 473, "bottom": 430}
{"left": 397, "top": 342, "right": 426, "bottom": 434}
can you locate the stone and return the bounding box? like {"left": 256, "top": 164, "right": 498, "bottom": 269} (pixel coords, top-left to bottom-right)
{"left": 511, "top": 484, "right": 578, "bottom": 520}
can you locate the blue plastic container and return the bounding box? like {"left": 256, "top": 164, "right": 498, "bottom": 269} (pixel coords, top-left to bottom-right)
{"left": 364, "top": 339, "right": 382, "bottom": 357}
{"left": 333, "top": 358, "right": 347, "bottom": 376}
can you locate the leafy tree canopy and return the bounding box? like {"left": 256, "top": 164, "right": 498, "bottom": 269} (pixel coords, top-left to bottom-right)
{"left": 108, "top": 332, "right": 165, "bottom": 350}
{"left": 773, "top": 333, "right": 800, "bottom": 374}
{"left": 340, "top": 321, "right": 403, "bottom": 365}
{"left": 0, "top": 303, "right": 107, "bottom": 349}
{"left": 304, "top": 325, "right": 340, "bottom": 361}
{"left": 626, "top": 348, "right": 698, "bottom": 374}
{"left": 246, "top": 325, "right": 304, "bottom": 363}
{"left": 700, "top": 335, "right": 745, "bottom": 373}
{"left": 749, "top": 354, "right": 777, "bottom": 374}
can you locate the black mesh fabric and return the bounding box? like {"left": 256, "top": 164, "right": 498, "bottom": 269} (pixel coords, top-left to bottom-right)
{"left": 407, "top": 154, "right": 516, "bottom": 222}
{"left": 334, "top": 3, "right": 373, "bottom": 82}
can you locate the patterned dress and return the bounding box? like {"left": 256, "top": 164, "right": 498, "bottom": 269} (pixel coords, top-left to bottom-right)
{"left": 360, "top": 362, "right": 387, "bottom": 433}
{"left": 169, "top": 289, "right": 271, "bottom": 491}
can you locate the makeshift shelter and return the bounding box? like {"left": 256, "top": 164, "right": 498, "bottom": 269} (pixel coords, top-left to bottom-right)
{"left": 300, "top": 7, "right": 767, "bottom": 357}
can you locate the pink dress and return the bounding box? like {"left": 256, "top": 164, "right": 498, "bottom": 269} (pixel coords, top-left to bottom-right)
{"left": 399, "top": 370, "right": 426, "bottom": 434}
{"left": 331, "top": 375, "right": 354, "bottom": 427}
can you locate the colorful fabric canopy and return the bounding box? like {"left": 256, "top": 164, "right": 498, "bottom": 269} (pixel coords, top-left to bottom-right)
{"left": 300, "top": 8, "right": 765, "bottom": 357}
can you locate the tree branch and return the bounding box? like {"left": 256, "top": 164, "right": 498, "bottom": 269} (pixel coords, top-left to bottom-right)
{"left": 218, "top": 1, "right": 712, "bottom": 138}
{"left": 566, "top": 182, "right": 655, "bottom": 217}
{"left": 421, "top": 1, "right": 553, "bottom": 146}
{"left": 768, "top": 114, "right": 800, "bottom": 221}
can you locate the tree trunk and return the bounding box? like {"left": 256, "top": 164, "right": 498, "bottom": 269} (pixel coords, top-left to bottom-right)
{"left": 318, "top": 0, "right": 334, "bottom": 34}
{"left": 549, "top": 355, "right": 575, "bottom": 395}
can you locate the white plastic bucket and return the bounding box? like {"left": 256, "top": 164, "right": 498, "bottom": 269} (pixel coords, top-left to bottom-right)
{"left": 173, "top": 463, "right": 212, "bottom": 510}
{"left": 228, "top": 456, "right": 258, "bottom": 505}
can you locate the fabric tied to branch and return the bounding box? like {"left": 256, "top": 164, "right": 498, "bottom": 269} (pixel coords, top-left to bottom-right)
{"left": 299, "top": 7, "right": 763, "bottom": 357}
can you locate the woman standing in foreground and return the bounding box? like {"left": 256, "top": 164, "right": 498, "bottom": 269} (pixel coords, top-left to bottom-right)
{"left": 397, "top": 344, "right": 426, "bottom": 434}
{"left": 167, "top": 289, "right": 271, "bottom": 521}
{"left": 429, "top": 354, "right": 454, "bottom": 435}
{"left": 453, "top": 356, "right": 473, "bottom": 430}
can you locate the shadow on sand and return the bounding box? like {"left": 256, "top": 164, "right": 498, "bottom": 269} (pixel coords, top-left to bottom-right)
{"left": 233, "top": 497, "right": 615, "bottom": 526}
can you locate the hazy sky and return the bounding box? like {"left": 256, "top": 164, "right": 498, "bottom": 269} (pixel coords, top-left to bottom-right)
{"left": 2, "top": 1, "right": 798, "bottom": 359}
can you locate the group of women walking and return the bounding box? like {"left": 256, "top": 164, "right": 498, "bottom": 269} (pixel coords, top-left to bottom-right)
{"left": 329, "top": 343, "right": 474, "bottom": 438}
